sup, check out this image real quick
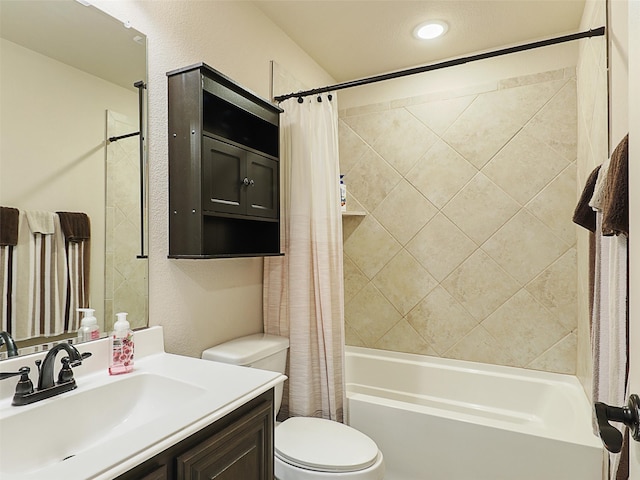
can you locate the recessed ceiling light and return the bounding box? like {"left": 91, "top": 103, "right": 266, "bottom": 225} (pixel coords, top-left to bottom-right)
{"left": 414, "top": 20, "right": 448, "bottom": 40}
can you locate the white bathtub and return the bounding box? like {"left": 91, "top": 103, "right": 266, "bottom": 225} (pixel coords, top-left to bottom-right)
{"left": 345, "top": 346, "right": 603, "bottom": 480}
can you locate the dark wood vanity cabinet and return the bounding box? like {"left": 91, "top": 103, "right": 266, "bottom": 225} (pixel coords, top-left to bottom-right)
{"left": 115, "top": 390, "right": 274, "bottom": 480}
{"left": 167, "top": 62, "right": 282, "bottom": 258}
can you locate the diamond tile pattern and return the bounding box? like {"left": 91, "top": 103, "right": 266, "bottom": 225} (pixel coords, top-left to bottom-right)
{"left": 341, "top": 68, "right": 578, "bottom": 374}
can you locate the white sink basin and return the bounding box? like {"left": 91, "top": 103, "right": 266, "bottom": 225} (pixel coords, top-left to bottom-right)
{"left": 0, "top": 335, "right": 285, "bottom": 480}
{"left": 0, "top": 372, "right": 206, "bottom": 477}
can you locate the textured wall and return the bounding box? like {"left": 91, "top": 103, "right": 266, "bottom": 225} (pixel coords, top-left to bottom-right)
{"left": 341, "top": 68, "right": 579, "bottom": 374}
{"left": 92, "top": 1, "right": 334, "bottom": 358}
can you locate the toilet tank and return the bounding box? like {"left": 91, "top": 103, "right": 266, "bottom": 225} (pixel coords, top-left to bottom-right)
{"left": 202, "top": 333, "right": 289, "bottom": 414}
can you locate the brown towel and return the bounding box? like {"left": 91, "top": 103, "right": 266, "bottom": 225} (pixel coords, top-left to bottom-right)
{"left": 56, "top": 212, "right": 91, "bottom": 242}
{"left": 602, "top": 134, "right": 629, "bottom": 236}
{"left": 573, "top": 166, "right": 601, "bottom": 232}
{"left": 0, "top": 207, "right": 19, "bottom": 246}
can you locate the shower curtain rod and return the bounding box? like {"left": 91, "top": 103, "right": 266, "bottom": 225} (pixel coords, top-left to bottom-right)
{"left": 274, "top": 26, "right": 605, "bottom": 103}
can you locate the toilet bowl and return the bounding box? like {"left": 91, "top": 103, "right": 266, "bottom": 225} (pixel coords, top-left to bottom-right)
{"left": 202, "top": 333, "right": 385, "bottom": 479}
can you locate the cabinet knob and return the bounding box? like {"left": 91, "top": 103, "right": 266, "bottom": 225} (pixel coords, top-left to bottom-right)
{"left": 242, "top": 178, "right": 255, "bottom": 187}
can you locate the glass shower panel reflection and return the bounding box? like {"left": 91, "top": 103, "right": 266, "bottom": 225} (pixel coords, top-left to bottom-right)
{"left": 105, "top": 110, "right": 148, "bottom": 334}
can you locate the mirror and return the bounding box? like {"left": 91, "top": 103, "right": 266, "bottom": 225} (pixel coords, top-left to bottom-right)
{"left": 0, "top": 0, "right": 148, "bottom": 358}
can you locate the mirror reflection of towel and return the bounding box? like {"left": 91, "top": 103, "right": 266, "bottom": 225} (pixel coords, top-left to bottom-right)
{"left": 25, "top": 210, "right": 56, "bottom": 235}
{"left": 55, "top": 211, "right": 91, "bottom": 332}
{"left": 56, "top": 212, "right": 91, "bottom": 242}
{"left": 0, "top": 207, "right": 19, "bottom": 246}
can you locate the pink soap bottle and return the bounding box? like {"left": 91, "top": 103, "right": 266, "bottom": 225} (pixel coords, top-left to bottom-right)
{"left": 109, "top": 312, "right": 134, "bottom": 375}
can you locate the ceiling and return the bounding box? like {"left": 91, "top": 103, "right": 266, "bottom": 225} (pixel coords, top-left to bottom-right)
{"left": 0, "top": 0, "right": 146, "bottom": 91}
{"left": 253, "top": 0, "right": 587, "bottom": 83}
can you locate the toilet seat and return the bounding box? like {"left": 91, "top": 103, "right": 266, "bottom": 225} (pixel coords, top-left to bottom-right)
{"left": 275, "top": 417, "right": 380, "bottom": 473}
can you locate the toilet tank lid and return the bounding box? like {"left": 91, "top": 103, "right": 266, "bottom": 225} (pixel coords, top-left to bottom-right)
{"left": 201, "top": 333, "right": 289, "bottom": 365}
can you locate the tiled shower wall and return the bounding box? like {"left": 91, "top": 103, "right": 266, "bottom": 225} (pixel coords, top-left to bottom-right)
{"left": 575, "top": 0, "right": 608, "bottom": 393}
{"left": 340, "top": 68, "right": 579, "bottom": 374}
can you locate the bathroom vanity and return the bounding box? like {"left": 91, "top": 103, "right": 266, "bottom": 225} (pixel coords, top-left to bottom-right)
{"left": 0, "top": 327, "right": 285, "bottom": 480}
{"left": 116, "top": 389, "right": 273, "bottom": 479}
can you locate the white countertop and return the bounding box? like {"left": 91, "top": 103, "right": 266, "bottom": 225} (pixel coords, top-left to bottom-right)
{"left": 0, "top": 327, "right": 285, "bottom": 479}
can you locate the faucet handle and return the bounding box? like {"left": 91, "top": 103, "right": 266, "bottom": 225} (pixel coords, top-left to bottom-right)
{"left": 69, "top": 351, "right": 92, "bottom": 368}
{"left": 58, "top": 358, "right": 74, "bottom": 384}
{"left": 0, "top": 366, "right": 30, "bottom": 381}
{"left": 1, "top": 367, "right": 34, "bottom": 398}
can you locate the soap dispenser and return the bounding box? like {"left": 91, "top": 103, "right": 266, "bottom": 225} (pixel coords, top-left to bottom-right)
{"left": 77, "top": 308, "right": 100, "bottom": 342}
{"left": 109, "top": 312, "right": 134, "bottom": 375}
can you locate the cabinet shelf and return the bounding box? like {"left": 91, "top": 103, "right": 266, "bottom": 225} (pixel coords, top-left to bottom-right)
{"left": 342, "top": 211, "right": 367, "bottom": 217}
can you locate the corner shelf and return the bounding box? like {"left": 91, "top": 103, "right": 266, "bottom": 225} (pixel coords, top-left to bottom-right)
{"left": 341, "top": 211, "right": 367, "bottom": 217}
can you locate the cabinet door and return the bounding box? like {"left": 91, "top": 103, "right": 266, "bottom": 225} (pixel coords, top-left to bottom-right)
{"left": 176, "top": 400, "right": 272, "bottom": 480}
{"left": 202, "top": 136, "right": 245, "bottom": 215}
{"left": 246, "top": 152, "right": 278, "bottom": 219}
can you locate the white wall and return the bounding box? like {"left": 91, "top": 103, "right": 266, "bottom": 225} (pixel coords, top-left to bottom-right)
{"left": 90, "top": 0, "right": 334, "bottom": 358}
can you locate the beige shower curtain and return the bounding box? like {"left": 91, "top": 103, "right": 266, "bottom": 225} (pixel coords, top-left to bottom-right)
{"left": 263, "top": 92, "right": 345, "bottom": 422}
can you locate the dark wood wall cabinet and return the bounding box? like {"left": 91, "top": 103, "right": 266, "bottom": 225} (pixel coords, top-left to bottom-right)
{"left": 115, "top": 390, "right": 274, "bottom": 480}
{"left": 167, "top": 63, "right": 283, "bottom": 258}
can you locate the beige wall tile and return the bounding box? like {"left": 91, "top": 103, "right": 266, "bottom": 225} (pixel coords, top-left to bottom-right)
{"left": 441, "top": 249, "right": 520, "bottom": 320}
{"left": 527, "top": 332, "right": 578, "bottom": 374}
{"left": 343, "top": 215, "right": 402, "bottom": 279}
{"left": 343, "top": 255, "right": 369, "bottom": 304}
{"left": 406, "top": 213, "right": 477, "bottom": 282}
{"left": 407, "top": 286, "right": 478, "bottom": 355}
{"left": 407, "top": 139, "right": 477, "bottom": 209}
{"left": 373, "top": 180, "right": 437, "bottom": 245}
{"left": 482, "top": 210, "right": 569, "bottom": 285}
{"left": 483, "top": 130, "right": 570, "bottom": 205}
{"left": 525, "top": 79, "right": 578, "bottom": 162}
{"left": 482, "top": 79, "right": 566, "bottom": 126}
{"left": 526, "top": 248, "right": 578, "bottom": 331}
{"left": 344, "top": 147, "right": 401, "bottom": 212}
{"left": 345, "top": 282, "right": 402, "bottom": 346}
{"left": 338, "top": 120, "right": 369, "bottom": 175}
{"left": 482, "top": 289, "right": 570, "bottom": 367}
{"left": 443, "top": 95, "right": 522, "bottom": 168}
{"left": 370, "top": 109, "right": 438, "bottom": 175}
{"left": 407, "top": 95, "right": 475, "bottom": 136}
{"left": 374, "top": 319, "right": 437, "bottom": 356}
{"left": 445, "top": 325, "right": 517, "bottom": 365}
{"left": 341, "top": 68, "right": 580, "bottom": 375}
{"left": 526, "top": 164, "right": 578, "bottom": 246}
{"left": 372, "top": 250, "right": 437, "bottom": 315}
{"left": 442, "top": 173, "right": 520, "bottom": 244}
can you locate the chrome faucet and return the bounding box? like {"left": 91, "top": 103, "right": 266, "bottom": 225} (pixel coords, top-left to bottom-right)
{"left": 0, "top": 331, "right": 18, "bottom": 358}
{"left": 0, "top": 342, "right": 91, "bottom": 406}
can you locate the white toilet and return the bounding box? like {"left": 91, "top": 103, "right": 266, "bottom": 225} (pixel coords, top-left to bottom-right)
{"left": 202, "top": 333, "right": 385, "bottom": 480}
